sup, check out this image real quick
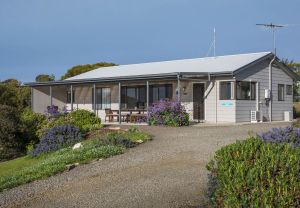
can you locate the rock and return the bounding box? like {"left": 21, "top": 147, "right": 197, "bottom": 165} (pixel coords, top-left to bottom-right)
{"left": 72, "top": 142, "right": 82, "bottom": 150}
{"left": 98, "top": 158, "right": 103, "bottom": 161}
{"left": 136, "top": 139, "right": 143, "bottom": 144}
{"left": 66, "top": 164, "right": 76, "bottom": 171}
{"left": 108, "top": 127, "right": 121, "bottom": 130}
{"left": 66, "top": 163, "right": 79, "bottom": 171}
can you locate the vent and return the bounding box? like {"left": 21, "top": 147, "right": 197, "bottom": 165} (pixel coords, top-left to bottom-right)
{"left": 251, "top": 111, "right": 259, "bottom": 123}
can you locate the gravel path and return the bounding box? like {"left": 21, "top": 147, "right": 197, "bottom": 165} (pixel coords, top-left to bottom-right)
{"left": 0, "top": 122, "right": 289, "bottom": 208}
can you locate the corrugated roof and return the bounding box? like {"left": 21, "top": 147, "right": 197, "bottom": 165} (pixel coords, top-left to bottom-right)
{"left": 66, "top": 52, "right": 272, "bottom": 81}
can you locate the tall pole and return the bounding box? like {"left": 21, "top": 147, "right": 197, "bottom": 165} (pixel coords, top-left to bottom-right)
{"left": 177, "top": 74, "right": 181, "bottom": 102}
{"left": 118, "top": 82, "right": 121, "bottom": 124}
{"left": 146, "top": 81, "right": 149, "bottom": 124}
{"left": 31, "top": 87, "right": 34, "bottom": 111}
{"left": 93, "top": 83, "right": 96, "bottom": 114}
{"left": 70, "top": 85, "right": 73, "bottom": 112}
{"left": 49, "top": 86, "right": 53, "bottom": 106}
{"left": 213, "top": 28, "right": 216, "bottom": 57}
{"left": 273, "top": 28, "right": 276, "bottom": 55}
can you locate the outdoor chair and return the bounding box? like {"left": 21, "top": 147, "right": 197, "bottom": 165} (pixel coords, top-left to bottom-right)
{"left": 105, "top": 108, "right": 119, "bottom": 122}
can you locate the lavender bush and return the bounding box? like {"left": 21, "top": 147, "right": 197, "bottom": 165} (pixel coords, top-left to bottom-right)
{"left": 32, "top": 125, "right": 83, "bottom": 156}
{"left": 46, "top": 105, "right": 60, "bottom": 117}
{"left": 257, "top": 126, "right": 300, "bottom": 148}
{"left": 148, "top": 100, "right": 189, "bottom": 126}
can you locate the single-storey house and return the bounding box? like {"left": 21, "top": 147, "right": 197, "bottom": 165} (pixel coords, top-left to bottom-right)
{"left": 26, "top": 52, "right": 300, "bottom": 124}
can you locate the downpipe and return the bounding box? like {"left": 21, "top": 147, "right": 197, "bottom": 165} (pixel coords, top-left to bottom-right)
{"left": 269, "top": 55, "right": 276, "bottom": 122}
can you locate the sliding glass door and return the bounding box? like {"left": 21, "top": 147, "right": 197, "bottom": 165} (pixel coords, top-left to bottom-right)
{"left": 92, "top": 87, "right": 111, "bottom": 110}
{"left": 121, "top": 84, "right": 173, "bottom": 109}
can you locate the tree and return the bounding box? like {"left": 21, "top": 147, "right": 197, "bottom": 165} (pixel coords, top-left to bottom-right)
{"left": 35, "top": 74, "right": 55, "bottom": 82}
{"left": 61, "top": 62, "right": 116, "bottom": 80}
{"left": 0, "top": 79, "right": 31, "bottom": 111}
{"left": 0, "top": 105, "right": 26, "bottom": 161}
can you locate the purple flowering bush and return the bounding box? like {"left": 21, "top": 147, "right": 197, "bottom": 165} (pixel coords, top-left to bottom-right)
{"left": 257, "top": 126, "right": 300, "bottom": 148}
{"left": 46, "top": 105, "right": 60, "bottom": 117}
{"left": 32, "top": 125, "right": 83, "bottom": 156}
{"left": 206, "top": 138, "right": 300, "bottom": 207}
{"left": 148, "top": 100, "right": 189, "bottom": 126}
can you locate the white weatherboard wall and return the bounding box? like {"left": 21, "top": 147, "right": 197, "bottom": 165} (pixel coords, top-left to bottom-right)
{"left": 236, "top": 60, "right": 293, "bottom": 122}
{"left": 201, "top": 80, "right": 236, "bottom": 123}
{"left": 181, "top": 78, "right": 236, "bottom": 123}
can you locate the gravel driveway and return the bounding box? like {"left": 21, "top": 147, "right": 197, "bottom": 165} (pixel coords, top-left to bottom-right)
{"left": 0, "top": 122, "right": 289, "bottom": 208}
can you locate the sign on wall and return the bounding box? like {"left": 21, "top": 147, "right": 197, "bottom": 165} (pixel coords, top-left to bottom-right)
{"left": 220, "top": 101, "right": 234, "bottom": 107}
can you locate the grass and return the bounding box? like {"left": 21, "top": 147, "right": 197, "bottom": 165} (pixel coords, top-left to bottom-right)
{"left": 0, "top": 127, "right": 151, "bottom": 192}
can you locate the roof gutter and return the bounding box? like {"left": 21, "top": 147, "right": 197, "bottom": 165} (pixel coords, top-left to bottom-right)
{"left": 25, "top": 73, "right": 179, "bottom": 87}
{"left": 25, "top": 71, "right": 234, "bottom": 87}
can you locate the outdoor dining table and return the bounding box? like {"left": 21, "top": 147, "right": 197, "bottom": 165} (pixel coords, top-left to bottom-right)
{"left": 112, "top": 109, "right": 147, "bottom": 123}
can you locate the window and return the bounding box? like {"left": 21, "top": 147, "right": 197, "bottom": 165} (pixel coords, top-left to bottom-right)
{"left": 92, "top": 87, "right": 111, "bottom": 110}
{"left": 67, "top": 91, "right": 75, "bottom": 103}
{"left": 286, "top": 85, "right": 292, "bottom": 95}
{"left": 149, "top": 84, "right": 172, "bottom": 104}
{"left": 121, "top": 86, "right": 146, "bottom": 109}
{"left": 219, "top": 82, "right": 232, "bottom": 100}
{"left": 236, "top": 81, "right": 256, "bottom": 100}
{"left": 121, "top": 84, "right": 172, "bottom": 109}
{"left": 278, "top": 84, "right": 284, "bottom": 101}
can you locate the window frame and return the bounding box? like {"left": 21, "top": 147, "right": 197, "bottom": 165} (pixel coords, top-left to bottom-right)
{"left": 121, "top": 85, "right": 147, "bottom": 109}
{"left": 236, "top": 81, "right": 256, "bottom": 101}
{"left": 92, "top": 87, "right": 111, "bottom": 110}
{"left": 286, "top": 84, "right": 292, "bottom": 96}
{"left": 149, "top": 84, "right": 173, "bottom": 104}
{"left": 278, "top": 84, "right": 285, "bottom": 101}
{"left": 219, "top": 81, "right": 234, "bottom": 100}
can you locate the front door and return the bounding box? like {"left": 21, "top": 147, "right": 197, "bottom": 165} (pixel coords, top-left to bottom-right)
{"left": 193, "top": 83, "right": 205, "bottom": 121}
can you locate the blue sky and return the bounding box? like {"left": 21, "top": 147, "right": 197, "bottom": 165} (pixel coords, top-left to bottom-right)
{"left": 1, "top": 0, "right": 300, "bottom": 82}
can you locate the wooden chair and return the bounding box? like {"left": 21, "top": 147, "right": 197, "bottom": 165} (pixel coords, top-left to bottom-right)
{"left": 105, "top": 108, "right": 119, "bottom": 122}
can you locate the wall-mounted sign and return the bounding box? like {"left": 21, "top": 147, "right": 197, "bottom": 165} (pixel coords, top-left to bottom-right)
{"left": 221, "top": 101, "right": 234, "bottom": 107}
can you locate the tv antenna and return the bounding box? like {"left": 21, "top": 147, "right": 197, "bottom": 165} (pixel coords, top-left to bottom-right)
{"left": 256, "top": 23, "right": 285, "bottom": 55}
{"left": 206, "top": 28, "right": 216, "bottom": 57}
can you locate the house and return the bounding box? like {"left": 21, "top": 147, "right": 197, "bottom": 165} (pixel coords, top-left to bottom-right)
{"left": 26, "top": 52, "right": 300, "bottom": 124}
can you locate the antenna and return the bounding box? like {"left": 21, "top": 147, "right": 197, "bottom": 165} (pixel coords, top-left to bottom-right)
{"left": 213, "top": 28, "right": 216, "bottom": 57}
{"left": 206, "top": 28, "right": 216, "bottom": 57}
{"left": 256, "top": 23, "right": 285, "bottom": 55}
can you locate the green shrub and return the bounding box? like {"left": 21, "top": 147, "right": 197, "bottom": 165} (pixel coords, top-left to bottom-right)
{"left": 102, "top": 127, "right": 151, "bottom": 146}
{"left": 0, "top": 105, "right": 26, "bottom": 161}
{"left": 69, "top": 109, "right": 102, "bottom": 133}
{"left": 102, "top": 132, "right": 136, "bottom": 148}
{"left": 206, "top": 138, "right": 300, "bottom": 207}
{"left": 20, "top": 108, "right": 47, "bottom": 147}
{"left": 38, "top": 109, "right": 102, "bottom": 136}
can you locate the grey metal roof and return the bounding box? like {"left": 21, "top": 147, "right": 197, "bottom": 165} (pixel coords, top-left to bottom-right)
{"left": 26, "top": 51, "right": 300, "bottom": 86}
{"left": 66, "top": 52, "right": 272, "bottom": 81}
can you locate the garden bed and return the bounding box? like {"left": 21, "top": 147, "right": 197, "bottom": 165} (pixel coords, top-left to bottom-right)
{"left": 0, "top": 127, "right": 151, "bottom": 192}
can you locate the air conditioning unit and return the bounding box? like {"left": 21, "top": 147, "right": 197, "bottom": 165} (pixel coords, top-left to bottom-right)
{"left": 284, "top": 111, "right": 292, "bottom": 121}
{"left": 250, "top": 111, "right": 260, "bottom": 123}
